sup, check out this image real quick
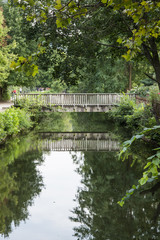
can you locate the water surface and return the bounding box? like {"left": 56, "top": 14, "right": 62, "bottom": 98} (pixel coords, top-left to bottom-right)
{"left": 0, "top": 113, "right": 160, "bottom": 239}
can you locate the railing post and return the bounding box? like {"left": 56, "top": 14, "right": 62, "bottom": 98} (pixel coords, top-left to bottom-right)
{"left": 109, "top": 94, "right": 112, "bottom": 105}
{"left": 97, "top": 94, "right": 99, "bottom": 108}
{"left": 85, "top": 94, "right": 87, "bottom": 109}
{"left": 62, "top": 94, "right": 64, "bottom": 108}
{"left": 85, "top": 135, "right": 87, "bottom": 151}
{"left": 74, "top": 94, "right": 75, "bottom": 108}
{"left": 74, "top": 135, "right": 76, "bottom": 151}
{"left": 50, "top": 95, "right": 52, "bottom": 107}
{"left": 97, "top": 135, "right": 99, "bottom": 151}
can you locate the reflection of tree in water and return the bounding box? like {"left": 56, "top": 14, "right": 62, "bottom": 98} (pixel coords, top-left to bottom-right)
{"left": 70, "top": 151, "right": 160, "bottom": 240}
{"left": 0, "top": 137, "right": 44, "bottom": 237}
{"left": 70, "top": 112, "right": 115, "bottom": 132}
{"left": 35, "top": 112, "right": 73, "bottom": 132}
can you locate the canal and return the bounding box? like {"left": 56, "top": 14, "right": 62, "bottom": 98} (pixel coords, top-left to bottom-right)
{"left": 0, "top": 113, "right": 160, "bottom": 239}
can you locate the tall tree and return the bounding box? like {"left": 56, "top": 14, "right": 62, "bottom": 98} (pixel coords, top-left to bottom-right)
{"left": 0, "top": 7, "right": 15, "bottom": 99}
{"left": 10, "top": 0, "right": 160, "bottom": 89}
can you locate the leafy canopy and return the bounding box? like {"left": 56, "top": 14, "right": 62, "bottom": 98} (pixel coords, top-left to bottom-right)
{"left": 10, "top": 0, "right": 160, "bottom": 61}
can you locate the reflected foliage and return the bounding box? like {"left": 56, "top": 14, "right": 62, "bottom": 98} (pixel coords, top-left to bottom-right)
{"left": 70, "top": 113, "right": 115, "bottom": 133}
{"left": 35, "top": 112, "right": 73, "bottom": 132}
{"left": 0, "top": 135, "right": 44, "bottom": 237}
{"left": 35, "top": 112, "right": 115, "bottom": 133}
{"left": 71, "top": 151, "right": 160, "bottom": 240}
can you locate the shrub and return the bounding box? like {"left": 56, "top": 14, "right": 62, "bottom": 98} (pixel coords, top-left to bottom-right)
{"left": 15, "top": 108, "right": 33, "bottom": 130}
{"left": 3, "top": 108, "right": 20, "bottom": 135}
{"left": 0, "top": 107, "right": 33, "bottom": 143}
{"left": 109, "top": 94, "right": 156, "bottom": 130}
{"left": 149, "top": 85, "right": 160, "bottom": 102}
{"left": 126, "top": 104, "right": 156, "bottom": 130}
{"left": 109, "top": 94, "right": 135, "bottom": 124}
{"left": 129, "top": 84, "right": 150, "bottom": 97}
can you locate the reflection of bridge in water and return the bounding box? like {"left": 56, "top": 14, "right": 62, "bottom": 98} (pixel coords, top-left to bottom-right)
{"left": 38, "top": 132, "right": 119, "bottom": 152}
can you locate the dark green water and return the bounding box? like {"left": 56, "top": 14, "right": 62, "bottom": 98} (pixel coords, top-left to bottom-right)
{"left": 0, "top": 113, "right": 160, "bottom": 240}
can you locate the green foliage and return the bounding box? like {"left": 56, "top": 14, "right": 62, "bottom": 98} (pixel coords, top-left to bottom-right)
{"left": 6, "top": 0, "right": 160, "bottom": 91}
{"left": 0, "top": 107, "right": 33, "bottom": 143}
{"left": 126, "top": 104, "right": 156, "bottom": 129}
{"left": 0, "top": 8, "right": 16, "bottom": 98}
{"left": 50, "top": 79, "right": 67, "bottom": 93}
{"left": 49, "top": 0, "right": 160, "bottom": 64}
{"left": 10, "top": 56, "right": 39, "bottom": 77}
{"left": 118, "top": 125, "right": 160, "bottom": 207}
{"left": 15, "top": 95, "right": 46, "bottom": 109}
{"left": 110, "top": 94, "right": 156, "bottom": 130}
{"left": 129, "top": 84, "right": 150, "bottom": 97}
{"left": 149, "top": 85, "right": 160, "bottom": 102}
{"left": 109, "top": 94, "right": 136, "bottom": 124}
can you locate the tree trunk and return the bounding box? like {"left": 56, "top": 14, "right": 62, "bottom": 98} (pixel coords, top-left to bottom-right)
{"left": 0, "top": 85, "right": 8, "bottom": 100}
{"left": 149, "top": 38, "right": 160, "bottom": 89}
{"left": 153, "top": 64, "right": 160, "bottom": 90}
{"left": 143, "top": 38, "right": 160, "bottom": 89}
{"left": 0, "top": 87, "right": 3, "bottom": 100}
{"left": 142, "top": 38, "right": 160, "bottom": 89}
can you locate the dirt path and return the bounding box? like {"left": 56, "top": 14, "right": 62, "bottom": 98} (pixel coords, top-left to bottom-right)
{"left": 0, "top": 101, "right": 14, "bottom": 112}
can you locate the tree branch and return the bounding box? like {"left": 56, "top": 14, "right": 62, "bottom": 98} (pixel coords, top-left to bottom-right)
{"left": 144, "top": 72, "right": 158, "bottom": 83}
{"left": 82, "top": 36, "right": 125, "bottom": 49}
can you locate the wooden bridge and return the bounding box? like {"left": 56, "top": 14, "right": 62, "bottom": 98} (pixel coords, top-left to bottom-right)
{"left": 14, "top": 93, "right": 135, "bottom": 112}
{"left": 38, "top": 132, "right": 119, "bottom": 152}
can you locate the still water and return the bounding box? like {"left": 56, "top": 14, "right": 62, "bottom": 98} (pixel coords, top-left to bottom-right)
{"left": 0, "top": 113, "right": 160, "bottom": 240}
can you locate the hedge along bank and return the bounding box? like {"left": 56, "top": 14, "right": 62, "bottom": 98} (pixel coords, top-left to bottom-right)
{"left": 0, "top": 107, "right": 33, "bottom": 143}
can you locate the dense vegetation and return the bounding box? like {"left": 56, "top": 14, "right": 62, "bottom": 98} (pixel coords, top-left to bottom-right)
{"left": 0, "top": 107, "right": 33, "bottom": 143}
{"left": 1, "top": 0, "right": 160, "bottom": 98}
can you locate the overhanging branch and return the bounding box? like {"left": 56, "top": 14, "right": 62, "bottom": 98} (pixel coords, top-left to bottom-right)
{"left": 144, "top": 72, "right": 158, "bottom": 83}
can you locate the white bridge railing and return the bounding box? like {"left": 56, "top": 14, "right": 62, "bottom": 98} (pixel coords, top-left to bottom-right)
{"left": 14, "top": 93, "right": 135, "bottom": 112}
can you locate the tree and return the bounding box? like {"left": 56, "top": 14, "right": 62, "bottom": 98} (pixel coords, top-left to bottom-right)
{"left": 0, "top": 7, "right": 15, "bottom": 99}
{"left": 10, "top": 0, "right": 160, "bottom": 89}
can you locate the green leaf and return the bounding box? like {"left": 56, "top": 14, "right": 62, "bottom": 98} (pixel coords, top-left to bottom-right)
{"left": 117, "top": 38, "right": 123, "bottom": 44}
{"left": 144, "top": 161, "right": 152, "bottom": 169}
{"left": 117, "top": 200, "right": 124, "bottom": 207}
{"left": 147, "top": 154, "right": 156, "bottom": 160}
{"left": 152, "top": 158, "right": 160, "bottom": 166}
{"left": 139, "top": 177, "right": 148, "bottom": 185}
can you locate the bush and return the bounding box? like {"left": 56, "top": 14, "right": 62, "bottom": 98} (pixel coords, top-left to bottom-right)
{"left": 109, "top": 94, "right": 135, "bottom": 124}
{"left": 0, "top": 107, "right": 33, "bottom": 143}
{"left": 149, "top": 85, "right": 160, "bottom": 102}
{"left": 109, "top": 94, "right": 156, "bottom": 130}
{"left": 126, "top": 104, "right": 156, "bottom": 129}
{"left": 3, "top": 108, "right": 20, "bottom": 135}
{"left": 129, "top": 84, "right": 150, "bottom": 97}
{"left": 15, "top": 108, "right": 33, "bottom": 130}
